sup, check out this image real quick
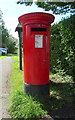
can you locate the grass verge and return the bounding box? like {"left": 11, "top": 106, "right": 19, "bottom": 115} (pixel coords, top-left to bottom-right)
{"left": 0, "top": 54, "right": 17, "bottom": 60}
{"left": 0, "top": 56, "right": 7, "bottom": 60}
{"left": 8, "top": 56, "right": 75, "bottom": 119}
{"left": 8, "top": 56, "right": 47, "bottom": 119}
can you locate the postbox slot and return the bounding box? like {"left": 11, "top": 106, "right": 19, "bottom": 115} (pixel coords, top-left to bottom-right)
{"left": 31, "top": 28, "right": 46, "bottom": 32}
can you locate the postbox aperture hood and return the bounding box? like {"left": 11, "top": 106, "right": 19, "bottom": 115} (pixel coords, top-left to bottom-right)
{"left": 18, "top": 12, "right": 55, "bottom": 25}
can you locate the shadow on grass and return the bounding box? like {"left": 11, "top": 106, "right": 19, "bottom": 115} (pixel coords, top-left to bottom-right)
{"left": 36, "top": 82, "right": 75, "bottom": 119}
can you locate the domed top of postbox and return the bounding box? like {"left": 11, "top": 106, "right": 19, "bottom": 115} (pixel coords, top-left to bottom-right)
{"left": 18, "top": 12, "right": 55, "bottom": 25}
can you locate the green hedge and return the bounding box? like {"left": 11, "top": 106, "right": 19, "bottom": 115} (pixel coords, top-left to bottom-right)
{"left": 50, "top": 14, "right": 75, "bottom": 81}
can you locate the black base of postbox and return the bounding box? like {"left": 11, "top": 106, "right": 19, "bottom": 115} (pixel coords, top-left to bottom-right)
{"left": 24, "top": 83, "right": 50, "bottom": 97}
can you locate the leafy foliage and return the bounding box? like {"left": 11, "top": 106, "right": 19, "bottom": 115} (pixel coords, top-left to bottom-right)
{"left": 7, "top": 35, "right": 18, "bottom": 54}
{"left": 35, "top": 1, "right": 75, "bottom": 14}
{"left": 2, "top": 25, "right": 9, "bottom": 48}
{"left": 0, "top": 10, "right": 18, "bottom": 54}
{"left": 2, "top": 24, "right": 18, "bottom": 54}
{"left": 17, "top": 1, "right": 75, "bottom": 14}
{"left": 50, "top": 14, "right": 75, "bottom": 81}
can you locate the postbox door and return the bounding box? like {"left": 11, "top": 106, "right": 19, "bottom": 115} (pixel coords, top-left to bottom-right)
{"left": 23, "top": 25, "right": 50, "bottom": 85}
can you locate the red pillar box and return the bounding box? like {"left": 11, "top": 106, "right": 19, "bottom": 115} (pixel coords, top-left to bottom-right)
{"left": 18, "top": 12, "right": 55, "bottom": 96}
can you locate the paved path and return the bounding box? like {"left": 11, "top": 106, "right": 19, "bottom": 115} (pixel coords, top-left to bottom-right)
{"left": 0, "top": 57, "right": 12, "bottom": 119}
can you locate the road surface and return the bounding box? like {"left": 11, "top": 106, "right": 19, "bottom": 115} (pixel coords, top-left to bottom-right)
{"left": 0, "top": 57, "right": 12, "bottom": 119}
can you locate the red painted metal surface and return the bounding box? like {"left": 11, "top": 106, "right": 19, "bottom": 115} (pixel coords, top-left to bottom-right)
{"left": 18, "top": 12, "right": 55, "bottom": 85}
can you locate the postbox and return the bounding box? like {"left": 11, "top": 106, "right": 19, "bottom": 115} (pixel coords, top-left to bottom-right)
{"left": 18, "top": 12, "right": 55, "bottom": 96}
